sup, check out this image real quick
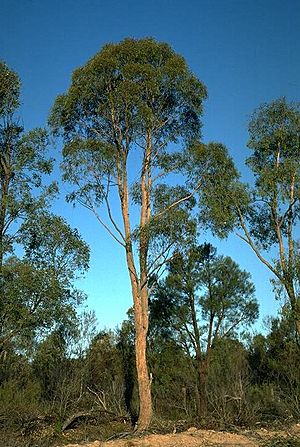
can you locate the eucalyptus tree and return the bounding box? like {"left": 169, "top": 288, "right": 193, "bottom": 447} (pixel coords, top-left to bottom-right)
{"left": 242, "top": 99, "right": 300, "bottom": 335}
{"left": 49, "top": 37, "right": 209, "bottom": 429}
{"left": 188, "top": 99, "right": 300, "bottom": 338}
{"left": 0, "top": 61, "right": 56, "bottom": 266}
{"left": 150, "top": 244, "right": 258, "bottom": 415}
{"left": 0, "top": 61, "right": 55, "bottom": 351}
{"left": 0, "top": 62, "right": 89, "bottom": 354}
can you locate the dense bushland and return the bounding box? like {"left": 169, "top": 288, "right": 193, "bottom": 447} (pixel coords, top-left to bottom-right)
{"left": 0, "top": 311, "right": 300, "bottom": 444}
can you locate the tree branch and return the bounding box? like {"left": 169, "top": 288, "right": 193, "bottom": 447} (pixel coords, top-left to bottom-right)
{"left": 103, "top": 177, "right": 126, "bottom": 243}
{"left": 235, "top": 205, "right": 281, "bottom": 281}
{"left": 152, "top": 181, "right": 202, "bottom": 221}
{"left": 77, "top": 196, "right": 126, "bottom": 247}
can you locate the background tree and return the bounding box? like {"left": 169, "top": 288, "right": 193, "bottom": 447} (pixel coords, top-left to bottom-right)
{"left": 0, "top": 61, "right": 56, "bottom": 267}
{"left": 0, "top": 212, "right": 89, "bottom": 353}
{"left": 151, "top": 244, "right": 258, "bottom": 417}
{"left": 32, "top": 328, "right": 70, "bottom": 406}
{"left": 242, "top": 98, "right": 300, "bottom": 336}
{"left": 206, "top": 338, "right": 251, "bottom": 427}
{"left": 189, "top": 99, "right": 300, "bottom": 339}
{"left": 0, "top": 62, "right": 89, "bottom": 354}
{"left": 248, "top": 310, "right": 300, "bottom": 420}
{"left": 49, "top": 37, "right": 209, "bottom": 430}
{"left": 0, "top": 60, "right": 55, "bottom": 352}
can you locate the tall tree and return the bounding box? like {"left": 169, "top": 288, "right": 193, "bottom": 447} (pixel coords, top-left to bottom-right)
{"left": 243, "top": 98, "right": 300, "bottom": 335}
{"left": 0, "top": 61, "right": 56, "bottom": 266}
{"left": 0, "top": 62, "right": 89, "bottom": 353}
{"left": 189, "top": 99, "right": 300, "bottom": 338}
{"left": 151, "top": 244, "right": 258, "bottom": 416}
{"left": 49, "top": 37, "right": 208, "bottom": 430}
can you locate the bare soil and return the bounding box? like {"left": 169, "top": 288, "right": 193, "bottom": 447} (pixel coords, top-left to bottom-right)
{"left": 57, "top": 424, "right": 300, "bottom": 447}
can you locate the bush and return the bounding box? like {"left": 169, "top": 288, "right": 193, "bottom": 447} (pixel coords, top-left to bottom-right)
{"left": 0, "top": 379, "right": 43, "bottom": 428}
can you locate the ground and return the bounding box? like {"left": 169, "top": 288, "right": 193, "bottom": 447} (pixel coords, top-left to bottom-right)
{"left": 57, "top": 425, "right": 300, "bottom": 447}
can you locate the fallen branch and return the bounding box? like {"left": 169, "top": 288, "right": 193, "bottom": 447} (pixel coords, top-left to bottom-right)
{"left": 62, "top": 409, "right": 131, "bottom": 431}
{"left": 62, "top": 411, "right": 95, "bottom": 431}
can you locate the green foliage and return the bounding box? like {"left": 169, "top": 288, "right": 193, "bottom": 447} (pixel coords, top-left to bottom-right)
{"left": 246, "top": 98, "right": 300, "bottom": 250}
{"left": 0, "top": 62, "right": 57, "bottom": 256}
{"left": 151, "top": 244, "right": 258, "bottom": 346}
{"left": 0, "top": 62, "right": 56, "bottom": 250}
{"left": 0, "top": 213, "right": 89, "bottom": 349}
{"left": 0, "top": 378, "right": 42, "bottom": 427}
{"left": 50, "top": 37, "right": 207, "bottom": 144}
{"left": 241, "top": 99, "right": 300, "bottom": 329}
{"left": 86, "top": 330, "right": 122, "bottom": 387}
{"left": 190, "top": 97, "right": 300, "bottom": 336}
{"left": 248, "top": 313, "right": 300, "bottom": 421}
{"left": 207, "top": 338, "right": 255, "bottom": 427}
{"left": 85, "top": 330, "right": 126, "bottom": 415}
{"left": 20, "top": 212, "right": 89, "bottom": 279}
{"left": 248, "top": 98, "right": 300, "bottom": 179}
{"left": 49, "top": 37, "right": 208, "bottom": 272}
{"left": 70, "top": 309, "right": 99, "bottom": 358}
{"left": 0, "top": 61, "right": 20, "bottom": 115}
{"left": 0, "top": 350, "right": 43, "bottom": 429}
{"left": 187, "top": 142, "right": 249, "bottom": 238}
{"left": 198, "top": 254, "right": 258, "bottom": 336}
{"left": 32, "top": 329, "right": 70, "bottom": 402}
{"left": 150, "top": 244, "right": 258, "bottom": 419}
{"left": 0, "top": 62, "right": 89, "bottom": 353}
{"left": 150, "top": 339, "right": 196, "bottom": 419}
{"left": 117, "top": 314, "right": 137, "bottom": 417}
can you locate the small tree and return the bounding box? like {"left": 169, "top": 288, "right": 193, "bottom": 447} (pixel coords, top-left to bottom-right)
{"left": 50, "top": 37, "right": 208, "bottom": 430}
{"left": 151, "top": 244, "right": 258, "bottom": 416}
{"left": 249, "top": 312, "right": 300, "bottom": 419}
{"left": 1, "top": 212, "right": 89, "bottom": 351}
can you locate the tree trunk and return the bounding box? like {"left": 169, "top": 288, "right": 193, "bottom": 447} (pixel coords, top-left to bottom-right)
{"left": 123, "top": 238, "right": 152, "bottom": 431}
{"left": 118, "top": 129, "right": 153, "bottom": 431}
{"left": 196, "top": 358, "right": 208, "bottom": 417}
{"left": 188, "top": 290, "right": 208, "bottom": 418}
{"left": 134, "top": 299, "right": 152, "bottom": 431}
{"left": 290, "top": 300, "right": 300, "bottom": 342}
{"left": 295, "top": 319, "right": 300, "bottom": 342}
{"left": 133, "top": 130, "right": 153, "bottom": 431}
{"left": 283, "top": 279, "right": 300, "bottom": 341}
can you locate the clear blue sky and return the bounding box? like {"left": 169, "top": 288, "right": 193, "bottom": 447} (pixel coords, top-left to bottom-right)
{"left": 1, "top": 0, "right": 299, "bottom": 331}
